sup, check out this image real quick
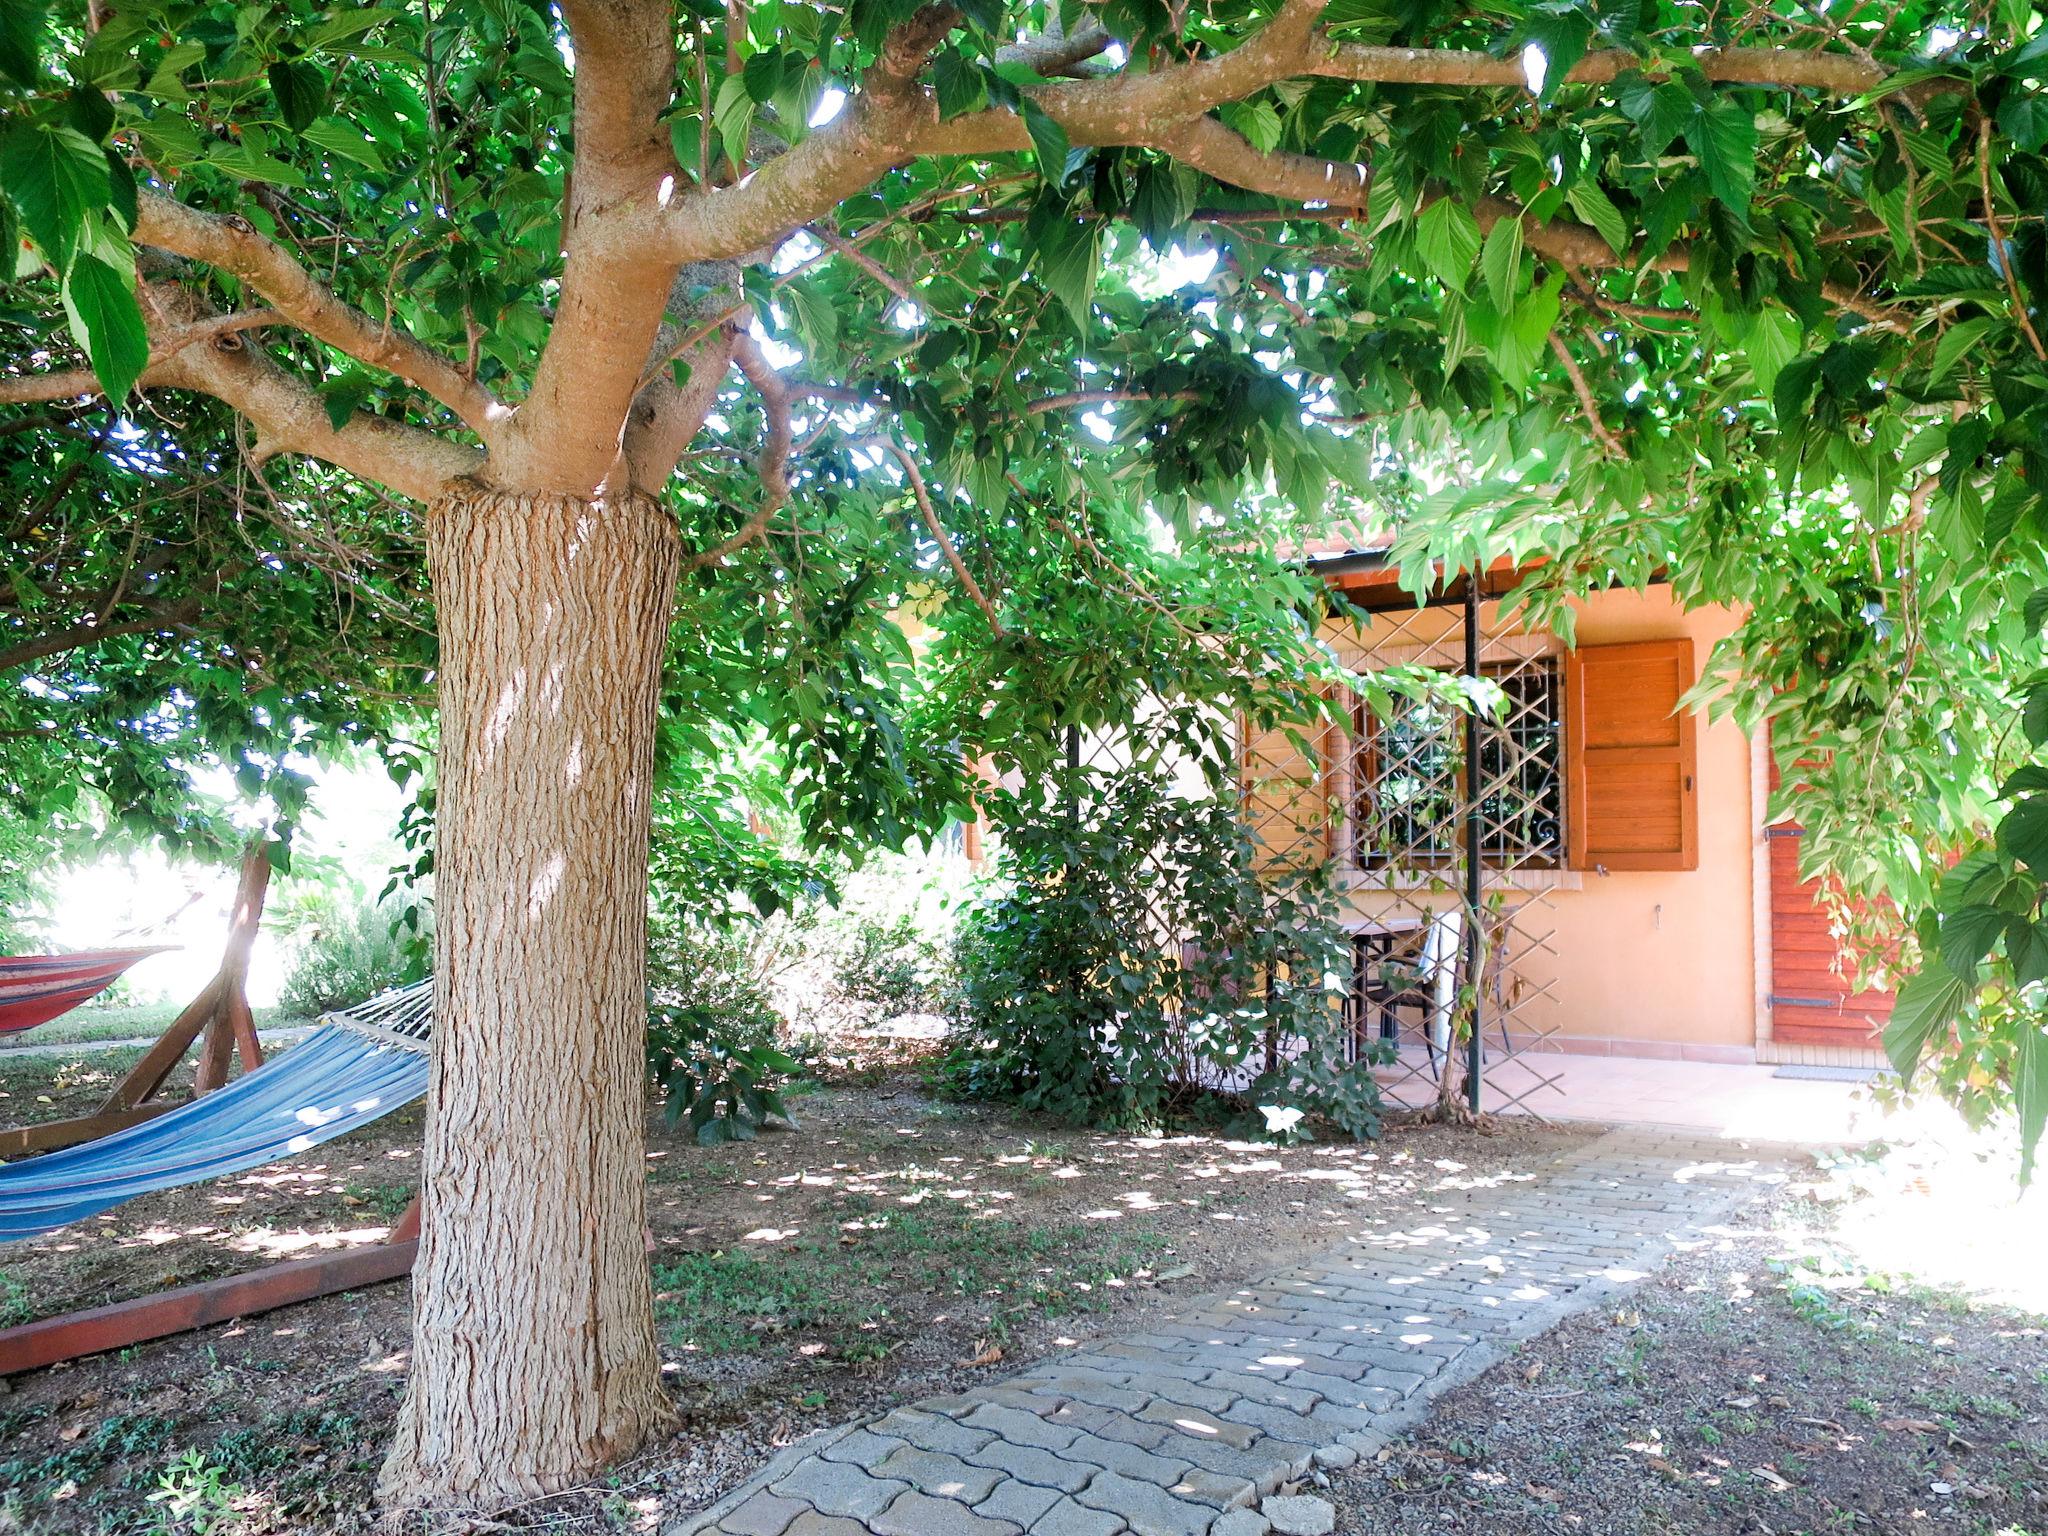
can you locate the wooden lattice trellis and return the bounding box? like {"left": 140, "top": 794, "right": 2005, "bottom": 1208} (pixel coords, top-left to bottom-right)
{"left": 1244, "top": 578, "right": 1568, "bottom": 1119}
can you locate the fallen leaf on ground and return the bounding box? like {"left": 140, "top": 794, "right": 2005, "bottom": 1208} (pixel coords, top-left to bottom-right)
{"left": 1751, "top": 1465, "right": 1793, "bottom": 1491}
{"left": 957, "top": 1343, "right": 1003, "bottom": 1367}
{"left": 1881, "top": 1418, "right": 1940, "bottom": 1433}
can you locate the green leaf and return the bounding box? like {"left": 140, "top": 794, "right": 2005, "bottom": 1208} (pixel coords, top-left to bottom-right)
{"left": 1129, "top": 160, "right": 1193, "bottom": 252}
{"left": 1928, "top": 316, "right": 1998, "bottom": 386}
{"left": 1616, "top": 73, "right": 1694, "bottom": 158}
{"left": 2025, "top": 588, "right": 2048, "bottom": 633}
{"left": 0, "top": 0, "right": 44, "bottom": 86}
{"left": 2001, "top": 91, "right": 2048, "bottom": 153}
{"left": 267, "top": 59, "right": 330, "bottom": 133}
{"left": 1223, "top": 97, "right": 1282, "bottom": 154}
{"left": 1415, "top": 198, "right": 1481, "bottom": 296}
{"left": 308, "top": 9, "right": 402, "bottom": 52}
{"left": 742, "top": 47, "right": 784, "bottom": 104}
{"left": 1883, "top": 965, "right": 1969, "bottom": 1079}
{"left": 1689, "top": 98, "right": 1757, "bottom": 218}
{"left": 207, "top": 142, "right": 307, "bottom": 186}
{"left": 787, "top": 279, "right": 840, "bottom": 365}
{"left": 0, "top": 120, "right": 109, "bottom": 268}
{"left": 1744, "top": 310, "right": 1800, "bottom": 395}
{"left": 60, "top": 252, "right": 147, "bottom": 402}
{"left": 1940, "top": 903, "right": 2010, "bottom": 982}
{"left": 302, "top": 116, "right": 388, "bottom": 170}
{"left": 320, "top": 369, "right": 374, "bottom": 430}
{"left": 712, "top": 74, "right": 755, "bottom": 174}
{"left": 1480, "top": 214, "right": 1523, "bottom": 311}
{"left": 1019, "top": 97, "right": 1071, "bottom": 185}
{"left": 1564, "top": 180, "right": 1629, "bottom": 257}
{"left": 2019, "top": 1022, "right": 2048, "bottom": 1186}
{"left": 1998, "top": 795, "right": 2048, "bottom": 870}
{"left": 1514, "top": 13, "right": 1591, "bottom": 101}
{"left": 1030, "top": 211, "right": 1100, "bottom": 324}
{"left": 931, "top": 48, "right": 983, "bottom": 120}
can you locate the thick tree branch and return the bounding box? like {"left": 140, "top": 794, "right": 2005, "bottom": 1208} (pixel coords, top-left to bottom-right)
{"left": 139, "top": 289, "right": 483, "bottom": 502}
{"left": 0, "top": 309, "right": 279, "bottom": 405}
{"left": 668, "top": 0, "right": 1336, "bottom": 261}
{"left": 626, "top": 326, "right": 740, "bottom": 490}
{"left": 996, "top": 19, "right": 1114, "bottom": 76}
{"left": 1313, "top": 42, "right": 1891, "bottom": 93}
{"left": 500, "top": 0, "right": 689, "bottom": 494}
{"left": 666, "top": 8, "right": 1903, "bottom": 266}
{"left": 135, "top": 194, "right": 503, "bottom": 437}
{"left": 1155, "top": 117, "right": 1371, "bottom": 208}
{"left": 0, "top": 594, "right": 208, "bottom": 674}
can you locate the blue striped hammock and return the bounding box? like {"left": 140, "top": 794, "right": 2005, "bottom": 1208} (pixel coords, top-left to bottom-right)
{"left": 0, "top": 982, "right": 433, "bottom": 1243}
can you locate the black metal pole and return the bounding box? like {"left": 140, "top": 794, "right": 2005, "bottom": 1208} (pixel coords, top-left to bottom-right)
{"left": 1464, "top": 575, "right": 1483, "bottom": 1115}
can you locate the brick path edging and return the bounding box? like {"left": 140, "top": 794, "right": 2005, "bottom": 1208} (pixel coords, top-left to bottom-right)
{"left": 668, "top": 1128, "right": 1792, "bottom": 1536}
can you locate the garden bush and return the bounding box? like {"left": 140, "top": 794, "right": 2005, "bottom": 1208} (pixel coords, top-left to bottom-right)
{"left": 952, "top": 760, "right": 1382, "bottom": 1140}
{"left": 646, "top": 912, "right": 803, "bottom": 1142}
{"left": 278, "top": 893, "right": 429, "bottom": 1016}
{"left": 833, "top": 908, "right": 958, "bottom": 1019}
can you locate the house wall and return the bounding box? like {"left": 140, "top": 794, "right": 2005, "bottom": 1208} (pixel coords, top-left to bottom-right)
{"left": 1299, "top": 586, "right": 1757, "bottom": 1061}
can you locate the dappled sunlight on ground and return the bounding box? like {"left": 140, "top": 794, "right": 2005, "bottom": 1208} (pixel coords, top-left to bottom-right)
{"left": 1796, "top": 1124, "right": 2048, "bottom": 1313}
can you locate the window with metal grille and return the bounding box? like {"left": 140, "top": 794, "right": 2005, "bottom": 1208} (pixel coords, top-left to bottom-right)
{"left": 1347, "top": 659, "right": 1564, "bottom": 868}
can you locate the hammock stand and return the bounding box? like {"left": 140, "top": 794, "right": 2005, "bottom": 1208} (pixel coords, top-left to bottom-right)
{"left": 0, "top": 983, "right": 432, "bottom": 1374}
{"left": 0, "top": 842, "right": 274, "bottom": 1158}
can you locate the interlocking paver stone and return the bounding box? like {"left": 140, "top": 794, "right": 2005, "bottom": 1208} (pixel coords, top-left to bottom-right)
{"left": 1073, "top": 1470, "right": 1219, "bottom": 1536}
{"left": 1260, "top": 1494, "right": 1335, "bottom": 1536}
{"left": 871, "top": 1447, "right": 1005, "bottom": 1505}
{"left": 871, "top": 1490, "right": 1022, "bottom": 1536}
{"left": 717, "top": 1492, "right": 810, "bottom": 1535}
{"left": 977, "top": 1479, "right": 1065, "bottom": 1528}
{"left": 1029, "top": 1506, "right": 1127, "bottom": 1536}
{"left": 667, "top": 1129, "right": 1783, "bottom": 1536}
{"left": 769, "top": 1460, "right": 908, "bottom": 1521}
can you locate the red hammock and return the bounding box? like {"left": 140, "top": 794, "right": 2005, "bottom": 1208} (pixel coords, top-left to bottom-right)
{"left": 0, "top": 949, "right": 172, "bottom": 1036}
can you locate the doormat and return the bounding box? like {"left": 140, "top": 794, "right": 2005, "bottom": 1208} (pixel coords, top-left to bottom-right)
{"left": 1772, "top": 1064, "right": 1887, "bottom": 1082}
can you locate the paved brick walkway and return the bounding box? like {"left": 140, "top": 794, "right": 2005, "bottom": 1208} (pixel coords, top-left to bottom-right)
{"left": 670, "top": 1128, "right": 1787, "bottom": 1536}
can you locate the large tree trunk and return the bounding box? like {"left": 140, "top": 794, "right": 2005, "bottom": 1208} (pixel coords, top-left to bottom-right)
{"left": 379, "top": 488, "right": 681, "bottom": 1510}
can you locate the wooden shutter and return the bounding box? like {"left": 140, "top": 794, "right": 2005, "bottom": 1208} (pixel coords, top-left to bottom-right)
{"left": 1565, "top": 639, "right": 1698, "bottom": 872}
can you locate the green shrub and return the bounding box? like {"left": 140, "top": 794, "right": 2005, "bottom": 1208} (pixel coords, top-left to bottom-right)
{"left": 646, "top": 915, "right": 801, "bottom": 1142}
{"left": 954, "top": 762, "right": 1382, "bottom": 1140}
{"left": 648, "top": 1002, "right": 800, "bottom": 1143}
{"left": 836, "top": 909, "right": 956, "bottom": 1018}
{"left": 278, "top": 894, "right": 427, "bottom": 1016}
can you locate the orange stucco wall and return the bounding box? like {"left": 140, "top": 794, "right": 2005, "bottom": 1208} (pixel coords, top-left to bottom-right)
{"left": 1297, "top": 586, "right": 1756, "bottom": 1059}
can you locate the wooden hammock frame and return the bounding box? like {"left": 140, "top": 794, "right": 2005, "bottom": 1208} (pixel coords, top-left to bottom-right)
{"left": 0, "top": 870, "right": 428, "bottom": 1372}
{"left": 0, "top": 842, "right": 274, "bottom": 1158}
{"left": 0, "top": 1197, "right": 418, "bottom": 1373}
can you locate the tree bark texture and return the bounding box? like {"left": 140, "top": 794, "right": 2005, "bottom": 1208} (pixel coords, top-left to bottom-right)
{"left": 379, "top": 487, "right": 681, "bottom": 1510}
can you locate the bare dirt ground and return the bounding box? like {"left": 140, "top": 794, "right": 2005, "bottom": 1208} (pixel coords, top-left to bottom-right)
{"left": 1329, "top": 1173, "right": 2048, "bottom": 1536}
{"left": 0, "top": 1043, "right": 1588, "bottom": 1534}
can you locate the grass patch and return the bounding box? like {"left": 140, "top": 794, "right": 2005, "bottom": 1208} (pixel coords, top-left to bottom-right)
{"left": 653, "top": 1197, "right": 1168, "bottom": 1359}
{"left": 0, "top": 1003, "right": 308, "bottom": 1051}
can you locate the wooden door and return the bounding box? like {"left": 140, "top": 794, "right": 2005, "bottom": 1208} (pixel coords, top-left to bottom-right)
{"left": 1764, "top": 750, "right": 1896, "bottom": 1047}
